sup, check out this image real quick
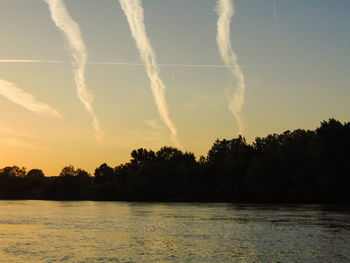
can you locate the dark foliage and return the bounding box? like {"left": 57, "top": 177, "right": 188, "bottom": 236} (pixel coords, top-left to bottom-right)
{"left": 1, "top": 119, "right": 349, "bottom": 203}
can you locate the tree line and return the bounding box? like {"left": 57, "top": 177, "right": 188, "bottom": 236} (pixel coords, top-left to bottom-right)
{"left": 1, "top": 118, "right": 349, "bottom": 203}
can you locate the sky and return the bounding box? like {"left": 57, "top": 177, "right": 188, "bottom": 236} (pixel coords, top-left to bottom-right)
{"left": 0, "top": 0, "right": 349, "bottom": 176}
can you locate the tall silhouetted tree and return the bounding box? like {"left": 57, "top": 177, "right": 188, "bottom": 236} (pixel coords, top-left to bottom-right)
{"left": 94, "top": 163, "right": 115, "bottom": 184}
{"left": 59, "top": 165, "right": 76, "bottom": 177}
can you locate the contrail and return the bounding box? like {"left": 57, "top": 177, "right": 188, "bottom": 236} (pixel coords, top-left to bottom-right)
{"left": 0, "top": 78, "right": 62, "bottom": 118}
{"left": 0, "top": 58, "right": 246, "bottom": 69}
{"left": 119, "top": 0, "right": 181, "bottom": 147}
{"left": 272, "top": 0, "right": 281, "bottom": 49}
{"left": 0, "top": 59, "right": 64, "bottom": 64}
{"left": 44, "top": 0, "right": 102, "bottom": 140}
{"left": 216, "top": 0, "right": 246, "bottom": 135}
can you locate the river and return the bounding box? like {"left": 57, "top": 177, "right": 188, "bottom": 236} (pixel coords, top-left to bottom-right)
{"left": 0, "top": 201, "right": 349, "bottom": 262}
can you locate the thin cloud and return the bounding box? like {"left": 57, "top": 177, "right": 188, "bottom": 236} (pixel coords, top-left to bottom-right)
{"left": 0, "top": 59, "right": 63, "bottom": 64}
{"left": 0, "top": 126, "right": 38, "bottom": 138}
{"left": 0, "top": 59, "right": 245, "bottom": 69}
{"left": 216, "top": 0, "right": 246, "bottom": 135}
{"left": 0, "top": 138, "right": 50, "bottom": 150}
{"left": 119, "top": 0, "right": 182, "bottom": 148}
{"left": 0, "top": 78, "right": 62, "bottom": 118}
{"left": 144, "top": 119, "right": 164, "bottom": 131}
{"left": 44, "top": 0, "right": 102, "bottom": 140}
{"left": 272, "top": 0, "right": 281, "bottom": 49}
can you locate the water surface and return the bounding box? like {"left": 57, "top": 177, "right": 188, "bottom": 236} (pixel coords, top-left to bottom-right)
{"left": 0, "top": 201, "right": 349, "bottom": 262}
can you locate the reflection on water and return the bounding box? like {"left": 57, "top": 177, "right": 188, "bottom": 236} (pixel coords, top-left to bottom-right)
{"left": 0, "top": 201, "right": 349, "bottom": 262}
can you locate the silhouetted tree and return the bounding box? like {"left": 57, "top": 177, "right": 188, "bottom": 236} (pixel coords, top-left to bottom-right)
{"left": 94, "top": 163, "right": 115, "bottom": 184}
{"left": 0, "top": 166, "right": 26, "bottom": 177}
{"left": 59, "top": 165, "right": 76, "bottom": 177}
{"left": 130, "top": 148, "right": 156, "bottom": 167}
{"left": 76, "top": 168, "right": 93, "bottom": 185}
{"left": 55, "top": 165, "right": 81, "bottom": 199}
{"left": 1, "top": 119, "right": 349, "bottom": 203}
{"left": 27, "top": 169, "right": 45, "bottom": 178}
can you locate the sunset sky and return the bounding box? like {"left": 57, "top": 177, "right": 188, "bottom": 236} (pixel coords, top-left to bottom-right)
{"left": 0, "top": 0, "right": 349, "bottom": 176}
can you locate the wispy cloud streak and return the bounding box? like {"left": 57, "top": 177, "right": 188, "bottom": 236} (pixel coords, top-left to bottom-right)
{"left": 216, "top": 0, "right": 246, "bottom": 135}
{"left": 44, "top": 0, "right": 102, "bottom": 140}
{"left": 0, "top": 58, "right": 245, "bottom": 69}
{"left": 0, "top": 59, "right": 64, "bottom": 64}
{"left": 0, "top": 138, "right": 49, "bottom": 150}
{"left": 118, "top": 0, "right": 181, "bottom": 148}
{"left": 0, "top": 78, "right": 62, "bottom": 118}
{"left": 272, "top": 0, "right": 281, "bottom": 50}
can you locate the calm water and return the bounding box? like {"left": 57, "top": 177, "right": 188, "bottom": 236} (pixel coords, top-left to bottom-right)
{"left": 0, "top": 201, "right": 349, "bottom": 262}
